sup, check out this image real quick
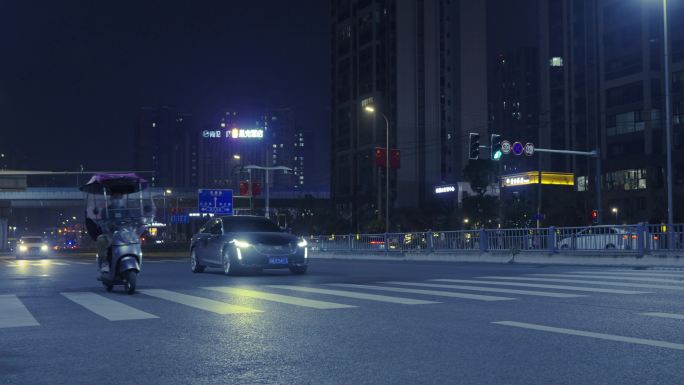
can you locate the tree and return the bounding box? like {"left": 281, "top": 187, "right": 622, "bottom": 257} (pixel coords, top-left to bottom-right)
{"left": 462, "top": 160, "right": 500, "bottom": 227}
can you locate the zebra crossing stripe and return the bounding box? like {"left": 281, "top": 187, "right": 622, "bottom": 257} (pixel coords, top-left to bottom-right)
{"left": 380, "top": 281, "right": 584, "bottom": 298}
{"left": 62, "top": 292, "right": 158, "bottom": 321}
{"left": 436, "top": 278, "right": 648, "bottom": 294}
{"left": 486, "top": 276, "right": 684, "bottom": 291}
{"left": 527, "top": 273, "right": 684, "bottom": 284}
{"left": 267, "top": 285, "right": 440, "bottom": 305}
{"left": 569, "top": 271, "right": 684, "bottom": 279}
{"left": 204, "top": 287, "right": 356, "bottom": 309}
{"left": 327, "top": 283, "right": 515, "bottom": 301}
{"left": 140, "top": 289, "right": 261, "bottom": 314}
{"left": 0, "top": 295, "right": 39, "bottom": 328}
{"left": 641, "top": 312, "right": 684, "bottom": 320}
{"left": 493, "top": 321, "right": 684, "bottom": 350}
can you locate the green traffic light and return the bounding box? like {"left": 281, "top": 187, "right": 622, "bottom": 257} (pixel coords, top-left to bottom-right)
{"left": 493, "top": 150, "right": 502, "bottom": 161}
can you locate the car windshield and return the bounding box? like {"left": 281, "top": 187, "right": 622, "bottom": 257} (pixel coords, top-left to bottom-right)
{"left": 221, "top": 217, "right": 281, "bottom": 233}
{"left": 20, "top": 237, "right": 43, "bottom": 243}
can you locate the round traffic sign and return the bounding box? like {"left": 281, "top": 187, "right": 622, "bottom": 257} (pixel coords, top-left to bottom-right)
{"left": 501, "top": 140, "right": 511, "bottom": 155}
{"left": 512, "top": 142, "right": 524, "bottom": 156}
{"left": 524, "top": 142, "right": 534, "bottom": 156}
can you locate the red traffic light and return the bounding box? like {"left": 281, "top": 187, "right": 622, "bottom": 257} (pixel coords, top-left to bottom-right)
{"left": 374, "top": 147, "right": 387, "bottom": 168}
{"left": 591, "top": 210, "right": 598, "bottom": 219}
{"left": 390, "top": 149, "right": 401, "bottom": 170}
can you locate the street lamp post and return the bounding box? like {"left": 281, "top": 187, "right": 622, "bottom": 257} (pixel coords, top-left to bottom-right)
{"left": 611, "top": 207, "right": 618, "bottom": 223}
{"left": 662, "top": 0, "right": 675, "bottom": 246}
{"left": 364, "top": 105, "right": 390, "bottom": 234}
{"left": 243, "top": 165, "right": 292, "bottom": 219}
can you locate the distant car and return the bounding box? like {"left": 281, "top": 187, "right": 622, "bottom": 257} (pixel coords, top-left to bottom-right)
{"left": 16, "top": 236, "right": 51, "bottom": 259}
{"left": 190, "top": 216, "right": 308, "bottom": 275}
{"left": 558, "top": 227, "right": 637, "bottom": 250}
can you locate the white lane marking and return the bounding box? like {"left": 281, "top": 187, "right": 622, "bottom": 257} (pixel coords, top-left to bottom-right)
{"left": 204, "top": 287, "right": 355, "bottom": 309}
{"left": 267, "top": 285, "right": 440, "bottom": 305}
{"left": 146, "top": 260, "right": 164, "bottom": 263}
{"left": 435, "top": 279, "right": 647, "bottom": 294}
{"left": 380, "top": 281, "right": 584, "bottom": 298}
{"left": 479, "top": 276, "right": 684, "bottom": 291}
{"left": 642, "top": 312, "right": 684, "bottom": 320}
{"left": 528, "top": 273, "right": 684, "bottom": 284}
{"left": 72, "top": 261, "right": 93, "bottom": 265}
{"left": 140, "top": 289, "right": 261, "bottom": 314}
{"left": 327, "top": 283, "right": 515, "bottom": 301}
{"left": 61, "top": 292, "right": 158, "bottom": 321}
{"left": 570, "top": 270, "right": 684, "bottom": 279}
{"left": 0, "top": 295, "right": 40, "bottom": 328}
{"left": 51, "top": 261, "right": 69, "bottom": 266}
{"left": 493, "top": 321, "right": 684, "bottom": 351}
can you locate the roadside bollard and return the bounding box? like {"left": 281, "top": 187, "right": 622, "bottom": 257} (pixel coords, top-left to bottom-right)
{"left": 479, "top": 229, "right": 488, "bottom": 252}
{"left": 637, "top": 223, "right": 647, "bottom": 255}
{"left": 548, "top": 226, "right": 557, "bottom": 253}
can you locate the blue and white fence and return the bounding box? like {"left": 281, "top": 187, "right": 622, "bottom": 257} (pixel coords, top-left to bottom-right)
{"left": 308, "top": 224, "right": 684, "bottom": 254}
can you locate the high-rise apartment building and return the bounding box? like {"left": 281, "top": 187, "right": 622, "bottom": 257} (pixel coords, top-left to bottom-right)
{"left": 330, "top": 0, "right": 488, "bottom": 231}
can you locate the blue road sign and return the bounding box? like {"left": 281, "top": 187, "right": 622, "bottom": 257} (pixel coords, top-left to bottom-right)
{"left": 198, "top": 189, "right": 233, "bottom": 215}
{"left": 170, "top": 214, "right": 189, "bottom": 224}
{"left": 512, "top": 142, "right": 524, "bottom": 156}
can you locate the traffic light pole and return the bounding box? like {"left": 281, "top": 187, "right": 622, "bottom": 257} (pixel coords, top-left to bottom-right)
{"left": 533, "top": 147, "right": 602, "bottom": 224}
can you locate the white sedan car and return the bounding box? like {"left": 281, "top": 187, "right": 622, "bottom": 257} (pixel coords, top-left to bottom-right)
{"left": 558, "top": 227, "right": 637, "bottom": 250}
{"left": 16, "top": 236, "right": 52, "bottom": 259}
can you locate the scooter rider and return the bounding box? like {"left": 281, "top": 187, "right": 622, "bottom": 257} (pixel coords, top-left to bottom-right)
{"left": 96, "top": 193, "right": 126, "bottom": 273}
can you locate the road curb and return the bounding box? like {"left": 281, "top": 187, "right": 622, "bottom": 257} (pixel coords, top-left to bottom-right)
{"left": 310, "top": 251, "right": 684, "bottom": 267}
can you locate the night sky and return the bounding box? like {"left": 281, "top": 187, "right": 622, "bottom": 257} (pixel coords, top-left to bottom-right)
{"left": 0, "top": 0, "right": 329, "bottom": 185}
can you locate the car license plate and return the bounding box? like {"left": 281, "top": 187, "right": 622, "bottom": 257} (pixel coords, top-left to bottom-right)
{"left": 269, "top": 257, "right": 288, "bottom": 265}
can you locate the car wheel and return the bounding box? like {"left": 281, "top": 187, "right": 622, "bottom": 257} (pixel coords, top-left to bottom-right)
{"left": 190, "top": 249, "right": 205, "bottom": 273}
{"left": 605, "top": 244, "right": 616, "bottom": 249}
{"left": 289, "top": 265, "right": 308, "bottom": 275}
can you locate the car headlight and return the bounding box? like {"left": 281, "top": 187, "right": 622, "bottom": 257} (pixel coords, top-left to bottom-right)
{"left": 19, "top": 245, "right": 28, "bottom": 252}
{"left": 41, "top": 244, "right": 49, "bottom": 252}
{"left": 297, "top": 239, "right": 308, "bottom": 248}
{"left": 231, "top": 239, "right": 251, "bottom": 248}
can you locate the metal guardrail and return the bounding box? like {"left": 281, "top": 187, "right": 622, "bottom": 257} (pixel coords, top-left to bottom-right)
{"left": 307, "top": 223, "right": 684, "bottom": 254}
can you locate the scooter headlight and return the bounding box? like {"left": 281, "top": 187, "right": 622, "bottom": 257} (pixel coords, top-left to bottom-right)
{"left": 40, "top": 244, "right": 49, "bottom": 252}
{"left": 19, "top": 245, "right": 28, "bottom": 252}
{"left": 297, "top": 239, "right": 308, "bottom": 248}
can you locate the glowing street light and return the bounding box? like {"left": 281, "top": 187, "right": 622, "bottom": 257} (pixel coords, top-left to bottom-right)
{"left": 364, "top": 104, "right": 390, "bottom": 234}
{"left": 233, "top": 154, "right": 241, "bottom": 160}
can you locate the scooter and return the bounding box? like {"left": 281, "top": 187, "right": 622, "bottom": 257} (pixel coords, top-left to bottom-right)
{"left": 98, "top": 223, "right": 143, "bottom": 294}
{"left": 80, "top": 173, "right": 154, "bottom": 294}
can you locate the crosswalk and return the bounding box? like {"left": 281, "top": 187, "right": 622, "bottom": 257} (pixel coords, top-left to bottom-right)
{"left": 1, "top": 268, "right": 683, "bottom": 331}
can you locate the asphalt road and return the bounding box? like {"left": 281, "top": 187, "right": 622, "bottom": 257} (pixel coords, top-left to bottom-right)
{"left": 1, "top": 254, "right": 683, "bottom": 385}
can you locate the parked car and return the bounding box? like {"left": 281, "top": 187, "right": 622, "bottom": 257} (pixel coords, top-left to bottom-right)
{"left": 190, "top": 216, "right": 309, "bottom": 275}
{"left": 15, "top": 236, "right": 51, "bottom": 259}
{"left": 557, "top": 226, "right": 637, "bottom": 250}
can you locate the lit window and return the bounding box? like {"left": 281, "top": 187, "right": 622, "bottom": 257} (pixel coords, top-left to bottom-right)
{"left": 273, "top": 144, "right": 277, "bottom": 148}
{"left": 280, "top": 144, "right": 284, "bottom": 148}
{"left": 152, "top": 122, "right": 156, "bottom": 128}
{"left": 550, "top": 57, "right": 563, "bottom": 67}
{"left": 300, "top": 181, "right": 304, "bottom": 185}
{"left": 220, "top": 122, "right": 226, "bottom": 128}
